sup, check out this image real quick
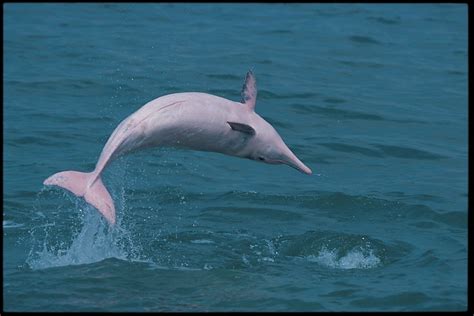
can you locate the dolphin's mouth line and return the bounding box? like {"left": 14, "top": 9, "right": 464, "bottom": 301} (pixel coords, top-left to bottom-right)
{"left": 267, "top": 158, "right": 311, "bottom": 175}
{"left": 266, "top": 159, "right": 285, "bottom": 164}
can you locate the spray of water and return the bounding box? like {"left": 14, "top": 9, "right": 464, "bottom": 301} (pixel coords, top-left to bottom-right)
{"left": 27, "top": 181, "right": 147, "bottom": 270}
{"left": 307, "top": 246, "right": 381, "bottom": 269}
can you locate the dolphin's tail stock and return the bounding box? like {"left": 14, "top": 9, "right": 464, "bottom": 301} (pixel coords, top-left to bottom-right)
{"left": 43, "top": 170, "right": 116, "bottom": 225}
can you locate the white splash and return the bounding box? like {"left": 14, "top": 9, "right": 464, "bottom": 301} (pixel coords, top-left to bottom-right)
{"left": 27, "top": 206, "right": 144, "bottom": 270}
{"left": 308, "top": 246, "right": 381, "bottom": 269}
{"left": 3, "top": 220, "right": 24, "bottom": 229}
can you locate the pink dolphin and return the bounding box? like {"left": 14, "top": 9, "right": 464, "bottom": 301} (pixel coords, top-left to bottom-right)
{"left": 43, "top": 71, "right": 312, "bottom": 225}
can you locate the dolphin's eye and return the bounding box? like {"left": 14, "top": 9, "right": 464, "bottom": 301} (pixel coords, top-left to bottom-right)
{"left": 258, "top": 156, "right": 265, "bottom": 161}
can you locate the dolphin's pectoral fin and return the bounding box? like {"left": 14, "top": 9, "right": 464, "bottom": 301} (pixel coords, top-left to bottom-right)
{"left": 227, "top": 121, "right": 256, "bottom": 135}
{"left": 241, "top": 70, "right": 257, "bottom": 111}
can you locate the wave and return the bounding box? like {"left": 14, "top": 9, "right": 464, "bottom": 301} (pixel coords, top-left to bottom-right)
{"left": 205, "top": 190, "right": 465, "bottom": 230}
{"left": 200, "top": 206, "right": 303, "bottom": 222}
{"left": 319, "top": 142, "right": 384, "bottom": 158}
{"left": 337, "top": 59, "right": 385, "bottom": 69}
{"left": 25, "top": 191, "right": 392, "bottom": 272}
{"left": 206, "top": 74, "right": 242, "bottom": 80}
{"left": 367, "top": 16, "right": 401, "bottom": 25}
{"left": 28, "top": 112, "right": 115, "bottom": 124}
{"left": 350, "top": 291, "right": 430, "bottom": 309}
{"left": 3, "top": 220, "right": 24, "bottom": 229}
{"left": 5, "top": 78, "right": 139, "bottom": 96}
{"left": 262, "top": 29, "right": 294, "bottom": 35}
{"left": 6, "top": 135, "right": 71, "bottom": 148}
{"left": 318, "top": 141, "right": 446, "bottom": 160}
{"left": 140, "top": 228, "right": 390, "bottom": 271}
{"left": 24, "top": 182, "right": 463, "bottom": 272}
{"left": 206, "top": 89, "right": 318, "bottom": 101}
{"left": 258, "top": 90, "right": 319, "bottom": 100}
{"left": 348, "top": 35, "right": 382, "bottom": 45}
{"left": 323, "top": 97, "right": 346, "bottom": 104}
{"left": 290, "top": 104, "right": 385, "bottom": 121}
{"left": 373, "top": 144, "right": 446, "bottom": 160}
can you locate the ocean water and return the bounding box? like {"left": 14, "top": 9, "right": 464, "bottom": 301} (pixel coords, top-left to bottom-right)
{"left": 3, "top": 3, "right": 468, "bottom": 312}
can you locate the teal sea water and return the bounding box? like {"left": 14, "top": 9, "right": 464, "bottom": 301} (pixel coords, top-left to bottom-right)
{"left": 3, "top": 3, "right": 468, "bottom": 312}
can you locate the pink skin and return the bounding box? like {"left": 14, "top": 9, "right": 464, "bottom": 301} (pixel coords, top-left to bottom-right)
{"left": 43, "top": 71, "right": 312, "bottom": 225}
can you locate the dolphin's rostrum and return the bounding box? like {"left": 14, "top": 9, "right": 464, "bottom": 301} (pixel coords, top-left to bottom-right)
{"left": 43, "top": 71, "right": 312, "bottom": 225}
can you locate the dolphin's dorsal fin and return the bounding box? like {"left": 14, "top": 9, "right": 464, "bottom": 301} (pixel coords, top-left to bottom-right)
{"left": 241, "top": 70, "right": 257, "bottom": 111}
{"left": 227, "top": 121, "right": 256, "bottom": 135}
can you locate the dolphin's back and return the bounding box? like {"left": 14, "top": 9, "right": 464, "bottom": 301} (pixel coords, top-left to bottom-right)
{"left": 96, "top": 92, "right": 244, "bottom": 169}
{"left": 135, "top": 92, "right": 246, "bottom": 152}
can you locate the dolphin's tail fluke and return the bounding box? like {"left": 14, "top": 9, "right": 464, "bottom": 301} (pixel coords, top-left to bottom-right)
{"left": 43, "top": 170, "right": 116, "bottom": 225}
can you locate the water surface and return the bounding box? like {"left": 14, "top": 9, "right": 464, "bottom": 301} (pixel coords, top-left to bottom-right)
{"left": 3, "top": 3, "right": 467, "bottom": 312}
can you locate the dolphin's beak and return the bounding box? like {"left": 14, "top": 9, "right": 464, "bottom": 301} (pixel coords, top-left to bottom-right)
{"left": 281, "top": 145, "right": 312, "bottom": 175}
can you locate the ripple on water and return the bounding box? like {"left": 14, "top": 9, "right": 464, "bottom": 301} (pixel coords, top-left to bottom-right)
{"left": 323, "top": 97, "right": 347, "bottom": 104}
{"left": 200, "top": 206, "right": 303, "bottom": 222}
{"left": 131, "top": 188, "right": 465, "bottom": 232}
{"left": 350, "top": 291, "right": 430, "bottom": 309}
{"left": 348, "top": 35, "right": 382, "bottom": 45}
{"left": 317, "top": 141, "right": 446, "bottom": 160}
{"left": 290, "top": 104, "right": 385, "bottom": 121}
{"left": 319, "top": 142, "right": 384, "bottom": 158}
{"left": 6, "top": 79, "right": 126, "bottom": 94}
{"left": 274, "top": 230, "right": 398, "bottom": 270}
{"left": 372, "top": 144, "right": 446, "bottom": 160}
{"left": 206, "top": 74, "right": 242, "bottom": 80}
{"left": 291, "top": 191, "right": 466, "bottom": 229}
{"left": 366, "top": 16, "right": 402, "bottom": 25}
{"left": 3, "top": 220, "right": 25, "bottom": 229}
{"left": 23, "top": 186, "right": 462, "bottom": 275}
